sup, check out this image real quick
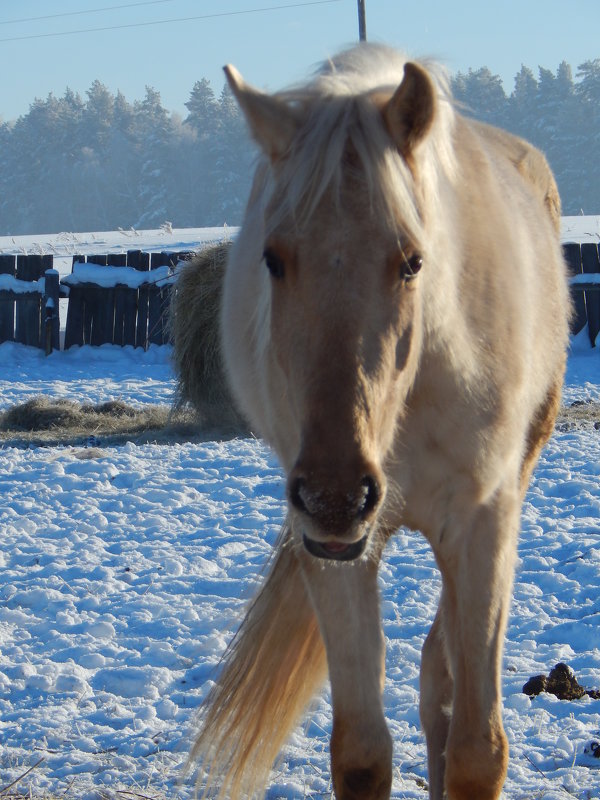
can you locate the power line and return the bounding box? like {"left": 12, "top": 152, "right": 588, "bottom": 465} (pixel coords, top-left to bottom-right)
{"left": 0, "top": 0, "right": 342, "bottom": 44}
{"left": 0, "top": 1, "right": 176, "bottom": 27}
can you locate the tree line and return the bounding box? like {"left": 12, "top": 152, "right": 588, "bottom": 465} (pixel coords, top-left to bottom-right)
{"left": 452, "top": 58, "right": 600, "bottom": 217}
{"left": 0, "top": 58, "right": 598, "bottom": 236}
{"left": 0, "top": 78, "right": 255, "bottom": 235}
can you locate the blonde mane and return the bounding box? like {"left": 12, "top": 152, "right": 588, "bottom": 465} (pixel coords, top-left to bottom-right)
{"left": 265, "top": 43, "right": 457, "bottom": 246}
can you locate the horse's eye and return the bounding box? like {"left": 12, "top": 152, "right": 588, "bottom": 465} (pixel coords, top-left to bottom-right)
{"left": 263, "top": 249, "right": 285, "bottom": 279}
{"left": 400, "top": 253, "right": 423, "bottom": 280}
{"left": 407, "top": 255, "right": 423, "bottom": 275}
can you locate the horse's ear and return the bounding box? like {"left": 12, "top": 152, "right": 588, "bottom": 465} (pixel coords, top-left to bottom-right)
{"left": 382, "top": 62, "right": 436, "bottom": 157}
{"left": 224, "top": 64, "right": 299, "bottom": 161}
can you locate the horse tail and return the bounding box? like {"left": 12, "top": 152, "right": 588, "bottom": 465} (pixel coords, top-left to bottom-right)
{"left": 190, "top": 524, "right": 327, "bottom": 799}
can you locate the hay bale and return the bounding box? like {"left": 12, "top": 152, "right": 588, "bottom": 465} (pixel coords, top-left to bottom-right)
{"left": 1, "top": 397, "right": 82, "bottom": 431}
{"left": 169, "top": 243, "right": 247, "bottom": 432}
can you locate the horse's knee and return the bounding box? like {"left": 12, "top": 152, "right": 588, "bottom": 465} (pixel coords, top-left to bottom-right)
{"left": 445, "top": 727, "right": 508, "bottom": 800}
{"left": 331, "top": 720, "right": 393, "bottom": 800}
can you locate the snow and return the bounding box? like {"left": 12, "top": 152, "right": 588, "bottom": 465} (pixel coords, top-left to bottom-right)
{"left": 62, "top": 262, "right": 174, "bottom": 290}
{"left": 0, "top": 274, "right": 43, "bottom": 295}
{"left": 0, "top": 227, "right": 233, "bottom": 263}
{"left": 0, "top": 227, "right": 600, "bottom": 799}
{"left": 572, "top": 273, "right": 600, "bottom": 285}
{"left": 562, "top": 216, "right": 600, "bottom": 244}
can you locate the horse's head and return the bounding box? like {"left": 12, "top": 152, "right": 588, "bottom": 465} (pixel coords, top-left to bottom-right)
{"left": 225, "top": 56, "right": 439, "bottom": 561}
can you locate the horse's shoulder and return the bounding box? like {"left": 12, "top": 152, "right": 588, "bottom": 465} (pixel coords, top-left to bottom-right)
{"left": 460, "top": 118, "right": 561, "bottom": 233}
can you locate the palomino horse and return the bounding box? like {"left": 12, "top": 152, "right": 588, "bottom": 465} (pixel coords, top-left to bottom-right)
{"left": 189, "top": 44, "right": 570, "bottom": 799}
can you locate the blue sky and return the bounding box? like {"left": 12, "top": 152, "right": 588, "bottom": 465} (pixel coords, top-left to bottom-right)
{"left": 1, "top": 0, "right": 598, "bottom": 121}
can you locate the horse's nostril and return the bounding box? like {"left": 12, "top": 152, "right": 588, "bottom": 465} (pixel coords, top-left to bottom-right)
{"left": 289, "top": 476, "right": 308, "bottom": 514}
{"left": 358, "top": 475, "right": 380, "bottom": 518}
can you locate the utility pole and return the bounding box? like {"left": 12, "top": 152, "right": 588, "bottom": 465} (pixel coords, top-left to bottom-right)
{"left": 357, "top": 0, "right": 366, "bottom": 41}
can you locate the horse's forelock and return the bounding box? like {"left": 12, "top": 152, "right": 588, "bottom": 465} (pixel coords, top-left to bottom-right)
{"left": 262, "top": 46, "right": 457, "bottom": 246}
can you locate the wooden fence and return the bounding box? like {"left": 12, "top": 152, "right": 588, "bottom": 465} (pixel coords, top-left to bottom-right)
{"left": 563, "top": 241, "right": 600, "bottom": 346}
{"left": 62, "top": 250, "right": 194, "bottom": 349}
{"left": 0, "top": 243, "right": 599, "bottom": 354}
{"left": 0, "top": 249, "right": 195, "bottom": 354}
{"left": 0, "top": 253, "right": 61, "bottom": 353}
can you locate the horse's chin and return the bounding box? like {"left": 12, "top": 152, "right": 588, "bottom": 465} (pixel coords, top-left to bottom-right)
{"left": 302, "top": 534, "right": 368, "bottom": 562}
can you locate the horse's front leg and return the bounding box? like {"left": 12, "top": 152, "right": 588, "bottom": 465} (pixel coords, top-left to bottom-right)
{"left": 420, "top": 607, "right": 452, "bottom": 800}
{"left": 299, "top": 550, "right": 392, "bottom": 800}
{"left": 437, "top": 488, "right": 519, "bottom": 800}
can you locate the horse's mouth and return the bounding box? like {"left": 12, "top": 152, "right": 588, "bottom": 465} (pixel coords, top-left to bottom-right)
{"left": 302, "top": 534, "right": 368, "bottom": 562}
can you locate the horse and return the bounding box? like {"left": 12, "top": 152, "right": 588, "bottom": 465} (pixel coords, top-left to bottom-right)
{"left": 186, "top": 43, "right": 570, "bottom": 800}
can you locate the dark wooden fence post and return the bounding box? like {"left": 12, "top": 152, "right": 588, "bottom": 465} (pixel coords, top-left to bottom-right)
{"left": 148, "top": 251, "right": 173, "bottom": 346}
{"left": 15, "top": 254, "right": 36, "bottom": 346}
{"left": 64, "top": 256, "right": 86, "bottom": 349}
{"left": 562, "top": 243, "right": 586, "bottom": 336}
{"left": 149, "top": 250, "right": 196, "bottom": 346}
{"left": 581, "top": 243, "right": 600, "bottom": 346}
{"left": 0, "top": 254, "right": 16, "bottom": 343}
{"left": 86, "top": 254, "right": 116, "bottom": 346}
{"left": 109, "top": 253, "right": 130, "bottom": 346}
{"left": 43, "top": 269, "right": 60, "bottom": 355}
{"left": 15, "top": 254, "right": 52, "bottom": 347}
{"left": 128, "top": 250, "right": 150, "bottom": 348}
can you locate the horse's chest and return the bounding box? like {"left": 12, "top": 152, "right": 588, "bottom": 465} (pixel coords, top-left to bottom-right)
{"left": 387, "top": 409, "right": 487, "bottom": 537}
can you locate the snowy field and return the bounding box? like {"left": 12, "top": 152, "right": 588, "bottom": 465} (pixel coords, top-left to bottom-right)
{"left": 0, "top": 226, "right": 231, "bottom": 263}
{"left": 1, "top": 226, "right": 600, "bottom": 799}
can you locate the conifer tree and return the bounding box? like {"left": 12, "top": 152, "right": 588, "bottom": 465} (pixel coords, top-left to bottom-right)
{"left": 0, "top": 60, "right": 598, "bottom": 235}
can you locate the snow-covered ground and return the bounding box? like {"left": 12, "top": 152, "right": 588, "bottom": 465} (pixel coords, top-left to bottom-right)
{"left": 562, "top": 215, "right": 600, "bottom": 244}
{"left": 0, "top": 226, "right": 231, "bottom": 264}
{"left": 1, "top": 226, "right": 600, "bottom": 799}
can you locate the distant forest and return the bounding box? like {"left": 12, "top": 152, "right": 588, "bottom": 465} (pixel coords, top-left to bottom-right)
{"left": 0, "top": 57, "right": 599, "bottom": 236}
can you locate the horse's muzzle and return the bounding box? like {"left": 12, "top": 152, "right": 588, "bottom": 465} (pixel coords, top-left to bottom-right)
{"left": 288, "top": 464, "right": 383, "bottom": 561}
{"left": 302, "top": 533, "right": 369, "bottom": 561}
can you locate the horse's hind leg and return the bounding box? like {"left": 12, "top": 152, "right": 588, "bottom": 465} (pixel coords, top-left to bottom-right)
{"left": 420, "top": 607, "right": 452, "bottom": 800}
{"left": 520, "top": 375, "right": 563, "bottom": 497}
{"left": 436, "top": 488, "right": 519, "bottom": 800}
{"left": 299, "top": 551, "right": 393, "bottom": 800}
